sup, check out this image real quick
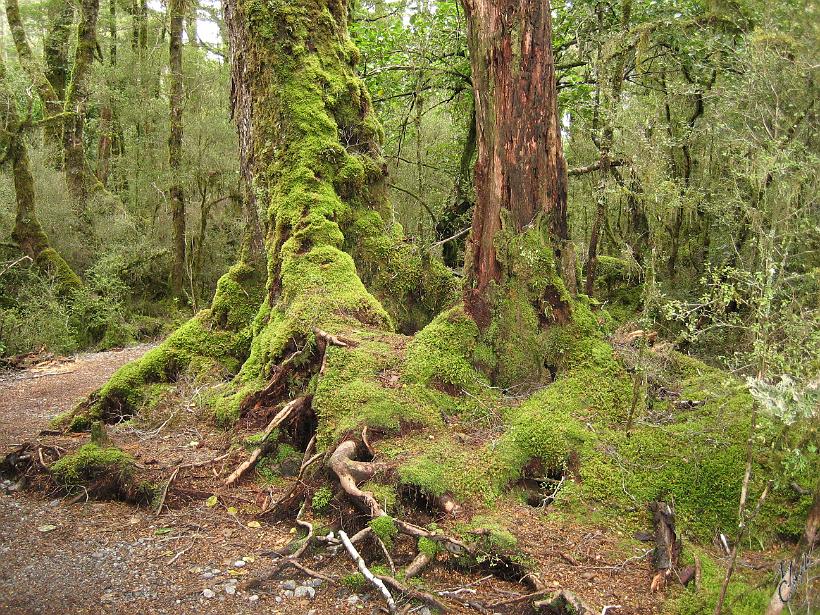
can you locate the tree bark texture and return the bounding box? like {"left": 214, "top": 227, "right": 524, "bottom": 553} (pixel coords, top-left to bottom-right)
{"left": 44, "top": 0, "right": 75, "bottom": 100}
{"left": 64, "top": 0, "right": 101, "bottom": 212}
{"left": 169, "top": 0, "right": 186, "bottom": 298}
{"left": 460, "top": 0, "right": 570, "bottom": 327}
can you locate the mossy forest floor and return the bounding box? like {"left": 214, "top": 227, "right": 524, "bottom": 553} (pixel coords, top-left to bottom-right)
{"left": 0, "top": 341, "right": 808, "bottom": 614}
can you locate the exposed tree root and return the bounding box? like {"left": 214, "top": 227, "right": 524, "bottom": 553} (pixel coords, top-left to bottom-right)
{"left": 339, "top": 529, "right": 397, "bottom": 614}
{"left": 225, "top": 395, "right": 311, "bottom": 486}
{"left": 404, "top": 551, "right": 432, "bottom": 579}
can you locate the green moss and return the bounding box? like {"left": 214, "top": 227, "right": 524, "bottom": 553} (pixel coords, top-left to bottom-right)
{"left": 369, "top": 515, "right": 399, "bottom": 548}
{"left": 670, "top": 547, "right": 770, "bottom": 614}
{"left": 403, "top": 307, "right": 488, "bottom": 395}
{"left": 35, "top": 247, "right": 82, "bottom": 294}
{"left": 311, "top": 486, "right": 334, "bottom": 513}
{"left": 366, "top": 481, "right": 398, "bottom": 514}
{"left": 313, "top": 332, "right": 443, "bottom": 447}
{"left": 50, "top": 443, "right": 134, "bottom": 491}
{"left": 342, "top": 572, "right": 367, "bottom": 591}
{"left": 418, "top": 536, "right": 441, "bottom": 558}
{"left": 457, "top": 515, "right": 518, "bottom": 555}
{"left": 75, "top": 263, "right": 264, "bottom": 427}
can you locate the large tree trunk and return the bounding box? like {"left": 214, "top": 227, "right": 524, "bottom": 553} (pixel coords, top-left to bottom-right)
{"left": 79, "top": 0, "right": 455, "bottom": 424}
{"left": 459, "top": 0, "right": 573, "bottom": 385}
{"left": 169, "top": 0, "right": 186, "bottom": 298}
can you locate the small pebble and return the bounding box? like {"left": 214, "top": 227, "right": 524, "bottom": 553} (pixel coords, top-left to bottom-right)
{"left": 233, "top": 560, "right": 246, "bottom": 568}
{"left": 283, "top": 590, "right": 294, "bottom": 598}
{"left": 294, "top": 586, "right": 315, "bottom": 599}
{"left": 249, "top": 595, "right": 259, "bottom": 602}
{"left": 281, "top": 580, "right": 297, "bottom": 590}
{"left": 347, "top": 595, "right": 360, "bottom": 605}
{"left": 225, "top": 585, "right": 236, "bottom": 595}
{"left": 202, "top": 589, "right": 216, "bottom": 599}
{"left": 307, "top": 578, "right": 323, "bottom": 588}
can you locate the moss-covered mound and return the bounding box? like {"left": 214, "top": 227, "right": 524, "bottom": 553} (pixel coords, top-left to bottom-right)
{"left": 50, "top": 443, "right": 153, "bottom": 502}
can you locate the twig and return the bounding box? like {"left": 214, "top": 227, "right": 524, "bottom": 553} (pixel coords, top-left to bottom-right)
{"left": 339, "top": 529, "right": 396, "bottom": 614}
{"left": 374, "top": 533, "right": 396, "bottom": 575}
{"left": 155, "top": 467, "right": 181, "bottom": 515}
{"left": 377, "top": 573, "right": 447, "bottom": 612}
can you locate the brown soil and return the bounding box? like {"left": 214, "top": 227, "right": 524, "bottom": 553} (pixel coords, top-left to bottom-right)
{"left": 0, "top": 345, "right": 670, "bottom": 614}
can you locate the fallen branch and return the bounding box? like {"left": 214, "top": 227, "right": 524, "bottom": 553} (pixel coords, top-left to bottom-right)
{"left": 339, "top": 529, "right": 396, "bottom": 614}
{"left": 377, "top": 573, "right": 447, "bottom": 612}
{"left": 154, "top": 466, "right": 181, "bottom": 515}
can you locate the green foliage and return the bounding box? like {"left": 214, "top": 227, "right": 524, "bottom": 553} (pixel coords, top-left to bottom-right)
{"left": 311, "top": 486, "right": 334, "bottom": 513}
{"left": 417, "top": 536, "right": 441, "bottom": 558}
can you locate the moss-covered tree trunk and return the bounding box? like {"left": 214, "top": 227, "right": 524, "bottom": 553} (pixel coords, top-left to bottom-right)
{"left": 64, "top": 0, "right": 100, "bottom": 212}
{"left": 168, "top": 0, "right": 186, "bottom": 298}
{"left": 78, "top": 0, "right": 455, "bottom": 427}
{"left": 0, "top": 55, "right": 82, "bottom": 292}
{"left": 45, "top": 0, "right": 75, "bottom": 100}
{"left": 4, "top": 0, "right": 64, "bottom": 147}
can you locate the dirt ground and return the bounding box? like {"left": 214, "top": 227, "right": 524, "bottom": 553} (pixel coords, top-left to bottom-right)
{"left": 0, "top": 345, "right": 668, "bottom": 614}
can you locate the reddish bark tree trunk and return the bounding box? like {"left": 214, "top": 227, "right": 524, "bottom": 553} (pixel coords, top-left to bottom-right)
{"left": 461, "top": 0, "right": 570, "bottom": 327}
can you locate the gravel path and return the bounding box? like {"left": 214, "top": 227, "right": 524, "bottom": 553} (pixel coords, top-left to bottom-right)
{"left": 0, "top": 346, "right": 360, "bottom": 615}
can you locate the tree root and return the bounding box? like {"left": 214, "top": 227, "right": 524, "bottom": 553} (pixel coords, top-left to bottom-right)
{"left": 339, "top": 529, "right": 397, "bottom": 614}
{"left": 225, "top": 396, "right": 310, "bottom": 486}
{"left": 404, "top": 551, "right": 431, "bottom": 578}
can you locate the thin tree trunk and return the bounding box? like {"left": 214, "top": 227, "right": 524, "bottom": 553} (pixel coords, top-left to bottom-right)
{"left": 108, "top": 0, "right": 117, "bottom": 64}
{"left": 96, "top": 104, "right": 113, "bottom": 186}
{"left": 168, "top": 0, "right": 186, "bottom": 298}
{"left": 4, "top": 0, "right": 63, "bottom": 146}
{"left": 186, "top": 0, "right": 198, "bottom": 47}
{"left": 1, "top": 54, "right": 81, "bottom": 290}
{"left": 435, "top": 105, "right": 476, "bottom": 268}
{"left": 585, "top": 0, "right": 631, "bottom": 297}
{"left": 43, "top": 0, "right": 74, "bottom": 102}
{"left": 63, "top": 0, "right": 101, "bottom": 214}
